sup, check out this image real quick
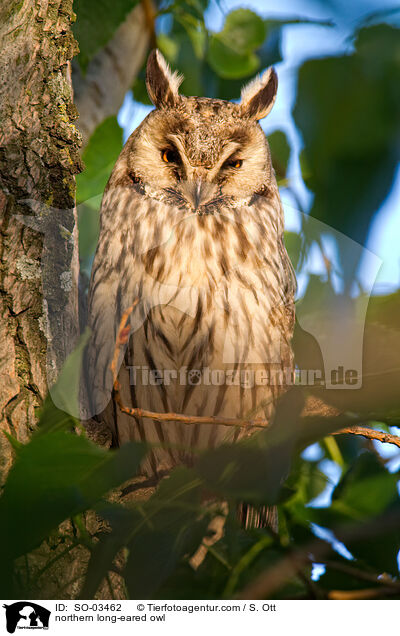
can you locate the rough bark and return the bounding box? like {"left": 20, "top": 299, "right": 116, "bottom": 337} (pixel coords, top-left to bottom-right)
{"left": 0, "top": 0, "right": 83, "bottom": 480}
{"left": 72, "top": 2, "right": 150, "bottom": 148}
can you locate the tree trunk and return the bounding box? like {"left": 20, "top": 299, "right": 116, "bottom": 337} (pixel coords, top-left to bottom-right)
{"left": 0, "top": 0, "right": 150, "bottom": 599}
{"left": 0, "top": 0, "right": 82, "bottom": 480}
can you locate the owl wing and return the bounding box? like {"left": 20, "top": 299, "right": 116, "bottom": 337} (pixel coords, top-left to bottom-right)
{"left": 84, "top": 246, "right": 120, "bottom": 419}
{"left": 84, "top": 173, "right": 138, "bottom": 419}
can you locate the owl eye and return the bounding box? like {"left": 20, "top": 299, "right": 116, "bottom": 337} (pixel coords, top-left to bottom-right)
{"left": 162, "top": 148, "right": 180, "bottom": 164}
{"left": 224, "top": 158, "right": 243, "bottom": 169}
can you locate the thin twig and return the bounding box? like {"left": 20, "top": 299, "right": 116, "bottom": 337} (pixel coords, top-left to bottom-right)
{"left": 141, "top": 0, "right": 157, "bottom": 49}
{"left": 333, "top": 426, "right": 400, "bottom": 449}
{"left": 323, "top": 559, "right": 400, "bottom": 589}
{"left": 329, "top": 587, "right": 399, "bottom": 600}
{"left": 116, "top": 404, "right": 271, "bottom": 429}
{"left": 110, "top": 300, "right": 139, "bottom": 382}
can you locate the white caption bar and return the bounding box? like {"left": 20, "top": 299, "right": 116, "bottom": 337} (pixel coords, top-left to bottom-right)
{"left": 1, "top": 599, "right": 397, "bottom": 635}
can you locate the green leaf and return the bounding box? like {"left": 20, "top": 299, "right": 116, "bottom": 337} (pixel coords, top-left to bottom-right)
{"left": 2, "top": 432, "right": 23, "bottom": 454}
{"left": 331, "top": 452, "right": 398, "bottom": 518}
{"left": 345, "top": 519, "right": 400, "bottom": 576}
{"left": 284, "top": 456, "right": 328, "bottom": 509}
{"left": 221, "top": 10, "right": 267, "bottom": 53}
{"left": 366, "top": 291, "right": 400, "bottom": 333}
{"left": 175, "top": 13, "right": 207, "bottom": 59}
{"left": 78, "top": 200, "right": 103, "bottom": 267}
{"left": 284, "top": 231, "right": 302, "bottom": 271}
{"left": 41, "top": 328, "right": 91, "bottom": 424}
{"left": 0, "top": 435, "right": 146, "bottom": 560}
{"left": 132, "top": 73, "right": 153, "bottom": 106}
{"left": 125, "top": 467, "right": 208, "bottom": 598}
{"left": 293, "top": 24, "right": 400, "bottom": 279}
{"left": 330, "top": 454, "right": 400, "bottom": 575}
{"left": 81, "top": 503, "right": 137, "bottom": 599}
{"left": 76, "top": 117, "right": 123, "bottom": 204}
{"left": 84, "top": 467, "right": 208, "bottom": 599}
{"left": 288, "top": 453, "right": 400, "bottom": 575}
{"left": 157, "top": 33, "right": 180, "bottom": 64}
{"left": 195, "top": 388, "right": 305, "bottom": 504}
{"left": 34, "top": 329, "right": 91, "bottom": 447}
{"left": 208, "top": 9, "right": 266, "bottom": 79}
{"left": 223, "top": 535, "right": 273, "bottom": 597}
{"left": 207, "top": 13, "right": 331, "bottom": 83}
{"left": 77, "top": 117, "right": 123, "bottom": 265}
{"left": 169, "top": 37, "right": 206, "bottom": 96}
{"left": 73, "top": 0, "right": 139, "bottom": 71}
{"left": 318, "top": 557, "right": 377, "bottom": 592}
{"left": 257, "top": 23, "right": 282, "bottom": 69}
{"left": 268, "top": 130, "right": 291, "bottom": 180}
{"left": 208, "top": 38, "right": 260, "bottom": 80}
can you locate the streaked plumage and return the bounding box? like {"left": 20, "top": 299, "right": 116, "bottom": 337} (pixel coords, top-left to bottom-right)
{"left": 86, "top": 50, "right": 295, "bottom": 484}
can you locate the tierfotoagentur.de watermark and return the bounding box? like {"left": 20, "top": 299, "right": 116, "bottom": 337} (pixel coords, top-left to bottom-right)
{"left": 126, "top": 365, "right": 359, "bottom": 388}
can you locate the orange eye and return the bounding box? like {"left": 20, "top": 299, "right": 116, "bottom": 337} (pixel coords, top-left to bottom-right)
{"left": 162, "top": 148, "right": 180, "bottom": 164}
{"left": 224, "top": 158, "right": 243, "bottom": 169}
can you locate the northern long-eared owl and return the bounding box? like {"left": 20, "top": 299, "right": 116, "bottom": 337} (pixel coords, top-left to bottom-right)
{"left": 86, "top": 49, "right": 296, "bottom": 490}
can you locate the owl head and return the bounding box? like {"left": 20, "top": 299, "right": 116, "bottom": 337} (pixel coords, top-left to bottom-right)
{"left": 117, "top": 50, "right": 278, "bottom": 212}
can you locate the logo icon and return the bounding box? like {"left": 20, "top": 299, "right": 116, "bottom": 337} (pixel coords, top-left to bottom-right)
{"left": 3, "top": 602, "right": 50, "bottom": 633}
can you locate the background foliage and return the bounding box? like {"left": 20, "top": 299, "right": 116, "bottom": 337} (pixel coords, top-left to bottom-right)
{"left": 2, "top": 0, "right": 400, "bottom": 600}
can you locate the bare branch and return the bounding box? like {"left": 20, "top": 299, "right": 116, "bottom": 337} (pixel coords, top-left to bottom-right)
{"left": 323, "top": 559, "right": 400, "bottom": 589}
{"left": 329, "top": 587, "right": 399, "bottom": 600}
{"left": 116, "top": 403, "right": 271, "bottom": 429}
{"left": 73, "top": 3, "right": 150, "bottom": 148}
{"left": 333, "top": 425, "right": 400, "bottom": 449}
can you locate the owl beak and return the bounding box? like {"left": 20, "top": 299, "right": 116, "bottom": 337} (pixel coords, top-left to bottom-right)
{"left": 182, "top": 178, "right": 214, "bottom": 212}
{"left": 193, "top": 180, "right": 203, "bottom": 208}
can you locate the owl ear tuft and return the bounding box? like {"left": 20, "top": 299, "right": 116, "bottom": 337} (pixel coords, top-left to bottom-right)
{"left": 239, "top": 67, "right": 278, "bottom": 121}
{"left": 146, "top": 49, "right": 183, "bottom": 109}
